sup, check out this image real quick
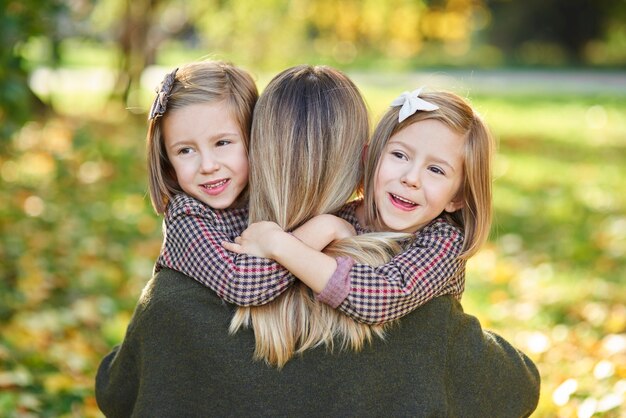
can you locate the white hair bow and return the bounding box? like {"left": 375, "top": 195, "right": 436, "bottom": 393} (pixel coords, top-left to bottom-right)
{"left": 390, "top": 87, "right": 439, "bottom": 122}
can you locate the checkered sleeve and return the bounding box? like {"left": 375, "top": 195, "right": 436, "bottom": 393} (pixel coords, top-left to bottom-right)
{"left": 156, "top": 194, "right": 296, "bottom": 306}
{"left": 328, "top": 218, "right": 466, "bottom": 325}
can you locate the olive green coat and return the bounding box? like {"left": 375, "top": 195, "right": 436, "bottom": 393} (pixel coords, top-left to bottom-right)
{"left": 96, "top": 268, "right": 540, "bottom": 417}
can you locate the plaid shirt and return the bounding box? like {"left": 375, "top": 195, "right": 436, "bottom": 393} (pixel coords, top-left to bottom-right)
{"left": 319, "top": 199, "right": 466, "bottom": 325}
{"left": 157, "top": 194, "right": 463, "bottom": 324}
{"left": 155, "top": 194, "right": 295, "bottom": 306}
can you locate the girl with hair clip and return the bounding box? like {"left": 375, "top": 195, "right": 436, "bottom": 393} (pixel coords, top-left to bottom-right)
{"left": 96, "top": 66, "right": 539, "bottom": 417}
{"left": 225, "top": 88, "right": 493, "bottom": 326}
{"left": 146, "top": 60, "right": 355, "bottom": 307}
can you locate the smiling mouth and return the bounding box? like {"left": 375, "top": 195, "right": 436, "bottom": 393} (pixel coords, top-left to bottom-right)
{"left": 202, "top": 179, "right": 229, "bottom": 190}
{"left": 389, "top": 193, "right": 418, "bottom": 210}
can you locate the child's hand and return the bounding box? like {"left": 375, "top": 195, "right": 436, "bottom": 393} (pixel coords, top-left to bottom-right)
{"left": 292, "top": 214, "right": 356, "bottom": 251}
{"left": 222, "top": 221, "right": 288, "bottom": 259}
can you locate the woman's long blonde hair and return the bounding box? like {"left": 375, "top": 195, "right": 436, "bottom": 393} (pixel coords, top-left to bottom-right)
{"left": 229, "top": 65, "right": 407, "bottom": 367}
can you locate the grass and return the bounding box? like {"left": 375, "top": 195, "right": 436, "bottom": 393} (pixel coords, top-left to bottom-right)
{"left": 1, "top": 73, "right": 625, "bottom": 417}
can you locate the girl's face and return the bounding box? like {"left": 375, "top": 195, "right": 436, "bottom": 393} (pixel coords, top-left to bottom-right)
{"left": 374, "top": 119, "right": 465, "bottom": 233}
{"left": 163, "top": 101, "right": 248, "bottom": 209}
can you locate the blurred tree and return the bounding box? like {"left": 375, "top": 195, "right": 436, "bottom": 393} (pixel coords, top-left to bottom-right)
{"left": 3, "top": 0, "right": 625, "bottom": 134}
{"left": 485, "top": 0, "right": 626, "bottom": 65}
{"left": 111, "top": 0, "right": 164, "bottom": 102}
{"left": 92, "top": 0, "right": 196, "bottom": 104}
{"left": 0, "top": 0, "right": 65, "bottom": 144}
{"left": 187, "top": 0, "right": 482, "bottom": 68}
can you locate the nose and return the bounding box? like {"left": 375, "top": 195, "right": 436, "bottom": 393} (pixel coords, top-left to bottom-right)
{"left": 401, "top": 167, "right": 421, "bottom": 189}
{"left": 199, "top": 153, "right": 220, "bottom": 174}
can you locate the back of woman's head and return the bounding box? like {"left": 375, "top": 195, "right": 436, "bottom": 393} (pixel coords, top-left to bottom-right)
{"left": 362, "top": 91, "right": 494, "bottom": 259}
{"left": 234, "top": 65, "right": 399, "bottom": 367}
{"left": 248, "top": 65, "right": 369, "bottom": 230}
{"left": 146, "top": 60, "right": 258, "bottom": 214}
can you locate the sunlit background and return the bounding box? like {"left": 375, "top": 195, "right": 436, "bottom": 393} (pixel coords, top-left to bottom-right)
{"left": 1, "top": 0, "right": 625, "bottom": 416}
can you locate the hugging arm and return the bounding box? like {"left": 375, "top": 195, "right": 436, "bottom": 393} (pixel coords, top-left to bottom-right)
{"left": 158, "top": 195, "right": 295, "bottom": 306}
{"left": 223, "top": 214, "right": 355, "bottom": 294}
{"left": 325, "top": 219, "right": 465, "bottom": 324}
{"left": 225, "top": 216, "right": 465, "bottom": 325}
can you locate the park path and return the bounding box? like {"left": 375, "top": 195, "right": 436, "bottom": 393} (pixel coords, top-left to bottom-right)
{"left": 350, "top": 69, "right": 626, "bottom": 95}
{"left": 30, "top": 67, "right": 626, "bottom": 98}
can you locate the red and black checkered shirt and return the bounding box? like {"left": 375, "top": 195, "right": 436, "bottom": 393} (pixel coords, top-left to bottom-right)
{"left": 155, "top": 194, "right": 294, "bottom": 306}
{"left": 320, "top": 200, "right": 465, "bottom": 324}
{"left": 156, "top": 194, "right": 464, "bottom": 323}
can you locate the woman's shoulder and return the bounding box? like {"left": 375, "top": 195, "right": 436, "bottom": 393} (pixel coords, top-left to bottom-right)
{"left": 140, "top": 268, "right": 234, "bottom": 318}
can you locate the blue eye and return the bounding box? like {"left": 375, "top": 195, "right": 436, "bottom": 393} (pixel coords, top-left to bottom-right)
{"left": 429, "top": 166, "right": 445, "bottom": 175}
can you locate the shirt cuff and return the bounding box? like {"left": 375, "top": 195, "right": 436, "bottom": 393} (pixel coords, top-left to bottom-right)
{"left": 315, "top": 256, "right": 354, "bottom": 308}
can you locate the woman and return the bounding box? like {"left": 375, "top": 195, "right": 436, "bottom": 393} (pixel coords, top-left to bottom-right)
{"left": 96, "top": 65, "right": 540, "bottom": 417}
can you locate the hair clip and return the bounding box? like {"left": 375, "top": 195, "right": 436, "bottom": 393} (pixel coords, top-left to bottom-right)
{"left": 148, "top": 67, "right": 179, "bottom": 121}
{"left": 390, "top": 87, "right": 439, "bottom": 122}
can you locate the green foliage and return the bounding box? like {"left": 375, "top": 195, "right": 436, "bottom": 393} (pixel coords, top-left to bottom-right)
{"left": 0, "top": 0, "right": 68, "bottom": 142}
{"left": 0, "top": 109, "right": 159, "bottom": 416}
{"left": 5, "top": 0, "right": 626, "bottom": 149}
{"left": 464, "top": 94, "right": 626, "bottom": 418}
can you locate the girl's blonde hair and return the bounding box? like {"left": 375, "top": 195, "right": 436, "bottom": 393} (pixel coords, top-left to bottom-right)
{"left": 362, "top": 91, "right": 494, "bottom": 259}
{"left": 230, "top": 65, "right": 406, "bottom": 367}
{"left": 146, "top": 60, "right": 258, "bottom": 214}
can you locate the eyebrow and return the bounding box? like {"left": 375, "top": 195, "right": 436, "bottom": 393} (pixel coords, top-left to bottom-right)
{"left": 167, "top": 130, "right": 241, "bottom": 147}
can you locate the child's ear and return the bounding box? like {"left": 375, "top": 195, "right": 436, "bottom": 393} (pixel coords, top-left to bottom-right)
{"left": 444, "top": 194, "right": 464, "bottom": 213}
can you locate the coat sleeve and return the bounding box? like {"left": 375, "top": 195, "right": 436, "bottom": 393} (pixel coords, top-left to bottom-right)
{"left": 95, "top": 274, "right": 199, "bottom": 417}
{"left": 95, "top": 295, "right": 145, "bottom": 417}
{"left": 95, "top": 269, "right": 245, "bottom": 417}
{"left": 444, "top": 300, "right": 541, "bottom": 418}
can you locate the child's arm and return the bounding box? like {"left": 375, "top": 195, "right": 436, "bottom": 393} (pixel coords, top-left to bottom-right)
{"left": 223, "top": 220, "right": 342, "bottom": 294}
{"left": 158, "top": 194, "right": 296, "bottom": 306}
{"left": 225, "top": 216, "right": 465, "bottom": 325}
{"left": 325, "top": 218, "right": 465, "bottom": 324}
{"left": 291, "top": 214, "right": 356, "bottom": 251}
